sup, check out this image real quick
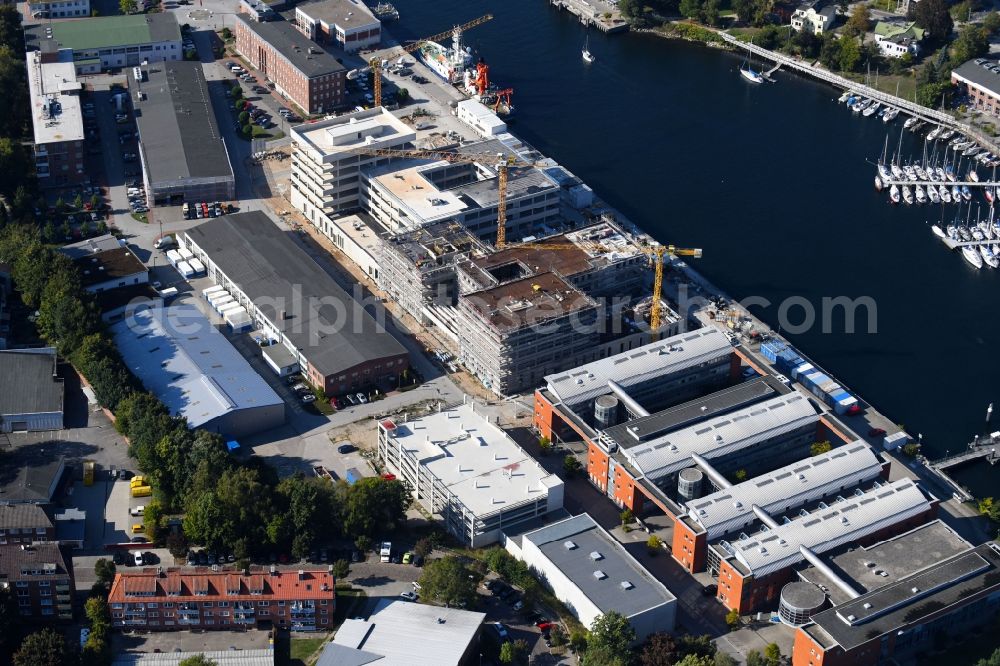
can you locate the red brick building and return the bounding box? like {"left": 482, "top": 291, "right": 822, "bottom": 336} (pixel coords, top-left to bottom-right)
{"left": 108, "top": 566, "right": 336, "bottom": 631}
{"left": 0, "top": 543, "right": 74, "bottom": 621}
{"left": 235, "top": 15, "right": 346, "bottom": 115}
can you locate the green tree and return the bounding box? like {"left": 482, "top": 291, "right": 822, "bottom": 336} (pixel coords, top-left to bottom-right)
{"left": 418, "top": 556, "right": 480, "bottom": 607}
{"left": 499, "top": 641, "right": 516, "bottom": 664}
{"left": 725, "top": 607, "right": 740, "bottom": 628}
{"left": 341, "top": 477, "right": 410, "bottom": 538}
{"left": 241, "top": 124, "right": 252, "bottom": 138}
{"left": 978, "top": 497, "right": 1000, "bottom": 522}
{"left": 119, "top": 0, "right": 137, "bottom": 13}
{"left": 166, "top": 531, "right": 188, "bottom": 558}
{"left": 810, "top": 440, "right": 832, "bottom": 456}
{"left": 838, "top": 35, "right": 862, "bottom": 72}
{"left": 583, "top": 644, "right": 631, "bottom": 666}
{"left": 679, "top": 0, "right": 702, "bottom": 19}
{"left": 677, "top": 634, "right": 717, "bottom": 659}
{"left": 94, "top": 558, "right": 116, "bottom": 588}
{"left": 397, "top": 88, "right": 411, "bottom": 103}
{"left": 238, "top": 111, "right": 249, "bottom": 125}
{"left": 73, "top": 193, "right": 83, "bottom": 210}
{"left": 331, "top": 559, "right": 350, "bottom": 580}
{"left": 563, "top": 455, "right": 581, "bottom": 476}
{"left": 845, "top": 3, "right": 871, "bottom": 37}
{"left": 36, "top": 266, "right": 98, "bottom": 356}
{"left": 539, "top": 436, "right": 552, "bottom": 454}
{"left": 647, "top": 535, "right": 662, "bottom": 554}
{"left": 589, "top": 611, "right": 636, "bottom": 656}
{"left": 355, "top": 535, "right": 372, "bottom": 552}
{"left": 221, "top": 27, "right": 232, "bottom": 40}
{"left": 917, "top": 81, "right": 952, "bottom": 108}
{"left": 639, "top": 632, "right": 677, "bottom": 666}
{"left": 620, "top": 508, "right": 634, "bottom": 526}
{"left": 178, "top": 657, "right": 219, "bottom": 666}
{"left": 763, "top": 643, "right": 782, "bottom": 666}
{"left": 13, "top": 629, "right": 70, "bottom": 666}
{"left": 231, "top": 85, "right": 242, "bottom": 99}
{"left": 952, "top": 24, "right": 989, "bottom": 64}
{"left": 819, "top": 32, "right": 843, "bottom": 70}
{"left": 746, "top": 650, "right": 766, "bottom": 666}
{"left": 985, "top": 11, "right": 1000, "bottom": 34}
{"left": 143, "top": 499, "right": 164, "bottom": 544}
{"left": 733, "top": 469, "right": 747, "bottom": 482}
{"left": 902, "top": 441, "right": 920, "bottom": 456}
{"left": 414, "top": 537, "right": 433, "bottom": 557}
{"left": 976, "top": 648, "right": 1000, "bottom": 666}
{"left": 912, "top": 0, "right": 953, "bottom": 45}
{"left": 714, "top": 653, "right": 738, "bottom": 666}
{"left": 0, "top": 583, "right": 20, "bottom": 654}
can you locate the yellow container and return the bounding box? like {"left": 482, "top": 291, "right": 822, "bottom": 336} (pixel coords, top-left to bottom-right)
{"left": 131, "top": 485, "right": 152, "bottom": 498}
{"left": 130, "top": 475, "right": 147, "bottom": 488}
{"left": 131, "top": 523, "right": 144, "bottom": 533}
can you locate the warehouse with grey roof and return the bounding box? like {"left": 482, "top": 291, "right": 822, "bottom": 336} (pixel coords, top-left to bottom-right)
{"left": 131, "top": 61, "right": 235, "bottom": 205}
{"left": 0, "top": 348, "right": 63, "bottom": 433}
{"left": 181, "top": 213, "right": 410, "bottom": 395}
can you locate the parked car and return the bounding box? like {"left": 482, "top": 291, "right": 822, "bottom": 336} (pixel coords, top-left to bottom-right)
{"left": 337, "top": 444, "right": 356, "bottom": 454}
{"left": 491, "top": 622, "right": 509, "bottom": 641}
{"left": 355, "top": 392, "right": 368, "bottom": 404}
{"left": 412, "top": 554, "right": 424, "bottom": 567}
{"left": 133, "top": 552, "right": 144, "bottom": 566}
{"left": 868, "top": 427, "right": 887, "bottom": 438}
{"left": 301, "top": 394, "right": 316, "bottom": 404}
{"left": 112, "top": 552, "right": 126, "bottom": 565}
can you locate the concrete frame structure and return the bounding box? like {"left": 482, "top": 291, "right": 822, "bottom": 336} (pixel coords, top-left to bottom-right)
{"left": 234, "top": 15, "right": 346, "bottom": 115}
{"left": 377, "top": 400, "right": 564, "bottom": 547}
{"left": 673, "top": 441, "right": 888, "bottom": 573}
{"left": 25, "top": 14, "right": 182, "bottom": 75}
{"left": 509, "top": 514, "right": 676, "bottom": 642}
{"left": 0, "top": 348, "right": 64, "bottom": 433}
{"left": 712, "top": 478, "right": 938, "bottom": 614}
{"left": 109, "top": 305, "right": 286, "bottom": 437}
{"left": 793, "top": 540, "right": 1000, "bottom": 666}
{"left": 0, "top": 542, "right": 73, "bottom": 621}
{"left": 26, "top": 49, "right": 85, "bottom": 187}
{"left": 131, "top": 62, "right": 236, "bottom": 206}
{"left": 294, "top": 0, "right": 381, "bottom": 52}
{"left": 109, "top": 567, "right": 336, "bottom": 631}
{"left": 181, "top": 213, "right": 410, "bottom": 396}
{"left": 290, "top": 108, "right": 415, "bottom": 221}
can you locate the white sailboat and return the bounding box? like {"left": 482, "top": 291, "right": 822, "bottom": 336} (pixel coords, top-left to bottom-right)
{"left": 889, "top": 184, "right": 901, "bottom": 203}
{"left": 927, "top": 186, "right": 940, "bottom": 204}
{"left": 963, "top": 245, "right": 985, "bottom": 269}
{"left": 740, "top": 42, "right": 764, "bottom": 84}
{"left": 915, "top": 185, "right": 927, "bottom": 204}
{"left": 931, "top": 224, "right": 946, "bottom": 239}
{"left": 582, "top": 35, "right": 595, "bottom": 63}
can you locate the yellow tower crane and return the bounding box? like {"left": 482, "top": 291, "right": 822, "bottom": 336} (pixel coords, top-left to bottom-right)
{"left": 368, "top": 14, "right": 493, "bottom": 107}
{"left": 344, "top": 146, "right": 549, "bottom": 249}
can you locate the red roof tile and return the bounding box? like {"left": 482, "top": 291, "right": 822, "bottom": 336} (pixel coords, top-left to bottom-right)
{"left": 108, "top": 566, "right": 336, "bottom": 604}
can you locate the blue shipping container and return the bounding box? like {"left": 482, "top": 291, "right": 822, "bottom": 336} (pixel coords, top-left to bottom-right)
{"left": 830, "top": 390, "right": 852, "bottom": 402}
{"left": 761, "top": 341, "right": 788, "bottom": 363}
{"left": 345, "top": 467, "right": 361, "bottom": 485}
{"left": 791, "top": 363, "right": 814, "bottom": 381}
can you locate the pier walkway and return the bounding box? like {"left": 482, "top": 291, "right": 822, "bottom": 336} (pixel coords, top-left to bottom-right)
{"left": 932, "top": 445, "right": 1000, "bottom": 470}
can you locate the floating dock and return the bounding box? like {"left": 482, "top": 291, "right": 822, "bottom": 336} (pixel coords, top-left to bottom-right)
{"left": 549, "top": 0, "right": 630, "bottom": 33}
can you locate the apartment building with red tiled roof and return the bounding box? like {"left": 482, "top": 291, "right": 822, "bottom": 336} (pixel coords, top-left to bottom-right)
{"left": 108, "top": 566, "right": 335, "bottom": 631}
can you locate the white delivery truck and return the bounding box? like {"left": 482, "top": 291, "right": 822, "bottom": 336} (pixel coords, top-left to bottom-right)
{"left": 380, "top": 542, "right": 392, "bottom": 563}
{"left": 176, "top": 260, "right": 195, "bottom": 279}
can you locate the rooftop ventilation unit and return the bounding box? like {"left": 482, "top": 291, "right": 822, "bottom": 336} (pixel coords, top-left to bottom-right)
{"left": 593, "top": 570, "right": 607, "bottom": 580}
{"left": 589, "top": 551, "right": 603, "bottom": 561}
{"left": 620, "top": 581, "right": 634, "bottom": 590}
{"left": 564, "top": 541, "right": 577, "bottom": 550}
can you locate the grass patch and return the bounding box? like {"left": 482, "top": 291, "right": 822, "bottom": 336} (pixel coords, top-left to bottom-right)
{"left": 657, "top": 21, "right": 724, "bottom": 44}
{"left": 130, "top": 212, "right": 148, "bottom": 223}
{"left": 312, "top": 399, "right": 334, "bottom": 415}
{"left": 289, "top": 637, "right": 326, "bottom": 666}
{"left": 842, "top": 72, "right": 917, "bottom": 102}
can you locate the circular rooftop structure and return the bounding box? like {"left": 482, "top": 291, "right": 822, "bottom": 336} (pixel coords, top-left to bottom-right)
{"left": 778, "top": 582, "right": 826, "bottom": 627}
{"left": 677, "top": 467, "right": 704, "bottom": 501}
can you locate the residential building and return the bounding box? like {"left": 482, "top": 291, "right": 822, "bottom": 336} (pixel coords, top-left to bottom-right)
{"left": 673, "top": 441, "right": 888, "bottom": 573}
{"left": 377, "top": 400, "right": 564, "bottom": 547}
{"left": 952, "top": 60, "right": 1000, "bottom": 117}
{"left": 793, "top": 536, "right": 1000, "bottom": 665}
{"left": 27, "top": 0, "right": 90, "bottom": 18}
{"left": 319, "top": 599, "right": 485, "bottom": 666}
{"left": 112, "top": 650, "right": 274, "bottom": 666}
{"left": 181, "top": 213, "right": 410, "bottom": 395}
{"left": 712, "top": 478, "right": 937, "bottom": 614}
{"left": 24, "top": 14, "right": 183, "bottom": 75}
{"left": 455, "top": 99, "right": 507, "bottom": 138}
{"left": 507, "top": 514, "right": 676, "bottom": 642}
{"left": 26, "top": 49, "right": 85, "bottom": 187}
{"left": 0, "top": 505, "right": 56, "bottom": 545}
{"left": 108, "top": 567, "right": 336, "bottom": 631}
{"left": 72, "top": 245, "right": 148, "bottom": 293}
{"left": 873, "top": 21, "right": 924, "bottom": 58}
{"left": 239, "top": 0, "right": 276, "bottom": 22}
{"left": 791, "top": 3, "right": 837, "bottom": 34}
{"left": 234, "top": 15, "right": 346, "bottom": 114}
{"left": 290, "top": 108, "right": 415, "bottom": 223}
{"left": 58, "top": 233, "right": 125, "bottom": 259}
{"left": 0, "top": 348, "right": 64, "bottom": 433}
{"left": 294, "top": 0, "right": 381, "bottom": 52}
{"left": 131, "top": 62, "right": 236, "bottom": 206}
{"left": 0, "top": 542, "right": 74, "bottom": 621}
{"left": 110, "top": 305, "right": 286, "bottom": 437}
{"left": 0, "top": 456, "right": 66, "bottom": 505}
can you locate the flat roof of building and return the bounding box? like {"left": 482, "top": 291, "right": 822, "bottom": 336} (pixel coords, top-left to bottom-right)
{"left": 25, "top": 13, "right": 181, "bottom": 52}
{"left": 723, "top": 478, "right": 932, "bottom": 578}
{"left": 325, "top": 599, "right": 486, "bottom": 666}
{"left": 184, "top": 213, "right": 407, "bottom": 377}
{"left": 523, "top": 513, "right": 675, "bottom": 618}
{"left": 806, "top": 542, "right": 1000, "bottom": 651}
{"left": 382, "top": 401, "right": 562, "bottom": 518}
{"left": 0, "top": 455, "right": 65, "bottom": 504}
{"left": 603, "top": 377, "right": 782, "bottom": 449}
{"left": 0, "top": 348, "right": 63, "bottom": 416}
{"left": 112, "top": 651, "right": 274, "bottom": 666}
{"left": 381, "top": 218, "right": 487, "bottom": 272}
{"left": 292, "top": 107, "right": 415, "bottom": 158}
{"left": 58, "top": 234, "right": 123, "bottom": 260}
{"left": 370, "top": 162, "right": 469, "bottom": 220}
{"left": 296, "top": 0, "right": 379, "bottom": 28}
{"left": 109, "top": 305, "right": 283, "bottom": 430}
{"left": 624, "top": 393, "right": 818, "bottom": 481}
{"left": 461, "top": 272, "right": 595, "bottom": 333}
{"left": 953, "top": 60, "right": 1000, "bottom": 96}
{"left": 26, "top": 50, "right": 83, "bottom": 146}
{"left": 797, "top": 519, "right": 971, "bottom": 606}
{"left": 544, "top": 328, "right": 733, "bottom": 408}
{"left": 235, "top": 15, "right": 345, "bottom": 78}
{"left": 457, "top": 98, "right": 507, "bottom": 132}
{"left": 133, "top": 62, "right": 234, "bottom": 186}
{"left": 73, "top": 246, "right": 147, "bottom": 288}
{"left": 687, "top": 441, "right": 883, "bottom": 539}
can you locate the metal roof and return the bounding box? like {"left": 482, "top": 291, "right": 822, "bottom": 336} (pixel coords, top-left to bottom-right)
{"left": 295, "top": 0, "right": 379, "bottom": 29}
{"left": 25, "top": 13, "right": 180, "bottom": 52}
{"left": 111, "top": 650, "right": 274, "bottom": 666}
{"left": 235, "top": 15, "right": 345, "bottom": 79}
{"left": 808, "top": 542, "right": 1000, "bottom": 651}
{"left": 0, "top": 348, "right": 63, "bottom": 416}
{"left": 522, "top": 514, "right": 675, "bottom": 618}
{"left": 952, "top": 60, "right": 1000, "bottom": 97}
{"left": 686, "top": 441, "right": 883, "bottom": 539}
{"left": 544, "top": 328, "right": 732, "bottom": 408}
{"left": 183, "top": 213, "right": 408, "bottom": 378}
{"left": 726, "top": 478, "right": 931, "bottom": 577}
{"left": 109, "top": 305, "right": 283, "bottom": 429}
{"left": 57, "top": 234, "right": 123, "bottom": 260}
{"left": 133, "top": 62, "right": 234, "bottom": 186}
{"left": 327, "top": 599, "right": 486, "bottom": 666}
{"left": 622, "top": 393, "right": 818, "bottom": 481}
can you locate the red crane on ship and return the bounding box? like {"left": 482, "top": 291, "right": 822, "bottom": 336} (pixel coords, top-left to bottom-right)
{"left": 473, "top": 59, "right": 489, "bottom": 96}
{"left": 491, "top": 88, "right": 513, "bottom": 115}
